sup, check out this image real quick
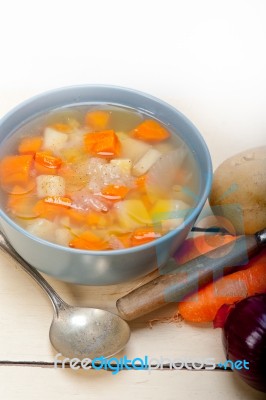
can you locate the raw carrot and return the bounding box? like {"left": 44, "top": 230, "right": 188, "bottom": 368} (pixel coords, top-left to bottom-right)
{"left": 0, "top": 155, "right": 33, "bottom": 188}
{"left": 18, "top": 136, "right": 43, "bottom": 155}
{"left": 35, "top": 152, "right": 62, "bottom": 169}
{"left": 101, "top": 185, "right": 130, "bottom": 201}
{"left": 85, "top": 110, "right": 110, "bottom": 130}
{"left": 131, "top": 227, "right": 162, "bottom": 246}
{"left": 69, "top": 231, "right": 109, "bottom": 250}
{"left": 84, "top": 130, "right": 121, "bottom": 158}
{"left": 174, "top": 237, "right": 266, "bottom": 322}
{"left": 131, "top": 120, "right": 170, "bottom": 142}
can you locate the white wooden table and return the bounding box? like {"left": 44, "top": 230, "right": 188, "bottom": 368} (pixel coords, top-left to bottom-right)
{"left": 0, "top": 94, "right": 265, "bottom": 400}
{"left": 1, "top": 245, "right": 265, "bottom": 400}
{"left": 0, "top": 1, "right": 265, "bottom": 398}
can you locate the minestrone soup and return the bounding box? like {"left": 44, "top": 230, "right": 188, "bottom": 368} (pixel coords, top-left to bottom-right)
{"left": 0, "top": 105, "right": 199, "bottom": 250}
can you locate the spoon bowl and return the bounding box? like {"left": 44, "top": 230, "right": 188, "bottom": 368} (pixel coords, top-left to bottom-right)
{"left": 0, "top": 231, "right": 130, "bottom": 359}
{"left": 50, "top": 305, "right": 130, "bottom": 359}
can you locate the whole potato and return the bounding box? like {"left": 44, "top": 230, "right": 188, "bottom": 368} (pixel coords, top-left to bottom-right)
{"left": 209, "top": 146, "right": 266, "bottom": 234}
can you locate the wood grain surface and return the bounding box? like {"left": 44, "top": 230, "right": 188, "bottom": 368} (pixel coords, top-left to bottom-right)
{"left": 1, "top": 1, "right": 265, "bottom": 396}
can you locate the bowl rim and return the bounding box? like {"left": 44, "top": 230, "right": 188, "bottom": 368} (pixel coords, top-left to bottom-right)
{"left": 0, "top": 84, "right": 213, "bottom": 254}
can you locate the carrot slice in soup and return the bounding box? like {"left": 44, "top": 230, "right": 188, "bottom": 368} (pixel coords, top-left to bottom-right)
{"left": 131, "top": 120, "right": 170, "bottom": 142}
{"left": 0, "top": 155, "right": 33, "bottom": 188}
{"left": 43, "top": 196, "right": 72, "bottom": 208}
{"left": 33, "top": 198, "right": 70, "bottom": 220}
{"left": 7, "top": 194, "right": 39, "bottom": 219}
{"left": 50, "top": 123, "right": 72, "bottom": 133}
{"left": 115, "top": 233, "right": 132, "bottom": 248}
{"left": 135, "top": 174, "right": 147, "bottom": 189}
{"left": 9, "top": 182, "right": 36, "bottom": 195}
{"left": 35, "top": 152, "right": 62, "bottom": 169}
{"left": 69, "top": 231, "right": 109, "bottom": 250}
{"left": 101, "top": 185, "right": 130, "bottom": 201}
{"left": 66, "top": 208, "right": 87, "bottom": 224}
{"left": 84, "top": 130, "right": 121, "bottom": 158}
{"left": 18, "top": 136, "right": 43, "bottom": 155}
{"left": 131, "top": 227, "right": 162, "bottom": 246}
{"left": 34, "top": 161, "right": 57, "bottom": 176}
{"left": 86, "top": 212, "right": 102, "bottom": 226}
{"left": 85, "top": 110, "right": 110, "bottom": 130}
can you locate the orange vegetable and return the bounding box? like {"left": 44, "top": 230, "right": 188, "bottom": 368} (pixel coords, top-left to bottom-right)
{"left": 33, "top": 197, "right": 71, "bottom": 220}
{"left": 134, "top": 176, "right": 152, "bottom": 209}
{"left": 115, "top": 233, "right": 132, "bottom": 248}
{"left": 66, "top": 208, "right": 87, "bottom": 224}
{"left": 131, "top": 120, "right": 170, "bottom": 142}
{"left": 0, "top": 155, "right": 33, "bottom": 188}
{"left": 7, "top": 181, "right": 35, "bottom": 195}
{"left": 84, "top": 130, "right": 121, "bottom": 158}
{"left": 101, "top": 185, "right": 130, "bottom": 201}
{"left": 87, "top": 211, "right": 113, "bottom": 228}
{"left": 86, "top": 212, "right": 102, "bottom": 226}
{"left": 140, "top": 193, "right": 153, "bottom": 211}
{"left": 43, "top": 196, "right": 72, "bottom": 208}
{"left": 69, "top": 231, "right": 109, "bottom": 250}
{"left": 34, "top": 161, "right": 57, "bottom": 176}
{"left": 131, "top": 227, "right": 162, "bottom": 246}
{"left": 178, "top": 251, "right": 266, "bottom": 323}
{"left": 18, "top": 136, "right": 43, "bottom": 155}
{"left": 135, "top": 174, "right": 147, "bottom": 189}
{"left": 173, "top": 235, "right": 266, "bottom": 322}
{"left": 7, "top": 193, "right": 39, "bottom": 219}
{"left": 85, "top": 110, "right": 110, "bottom": 130}
{"left": 50, "top": 123, "right": 72, "bottom": 133}
{"left": 35, "top": 152, "right": 62, "bottom": 169}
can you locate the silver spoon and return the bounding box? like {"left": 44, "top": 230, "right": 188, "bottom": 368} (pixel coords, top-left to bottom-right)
{"left": 0, "top": 231, "right": 130, "bottom": 360}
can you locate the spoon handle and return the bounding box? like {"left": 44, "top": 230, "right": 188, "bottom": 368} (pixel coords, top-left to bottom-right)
{"left": 0, "top": 231, "right": 67, "bottom": 314}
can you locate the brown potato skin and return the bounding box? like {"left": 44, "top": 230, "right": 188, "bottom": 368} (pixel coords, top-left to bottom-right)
{"left": 209, "top": 146, "right": 266, "bottom": 234}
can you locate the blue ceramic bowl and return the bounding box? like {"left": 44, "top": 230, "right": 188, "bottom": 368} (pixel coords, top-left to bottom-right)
{"left": 0, "top": 85, "right": 212, "bottom": 285}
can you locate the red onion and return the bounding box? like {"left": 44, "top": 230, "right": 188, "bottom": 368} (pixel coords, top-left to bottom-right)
{"left": 219, "top": 294, "right": 266, "bottom": 392}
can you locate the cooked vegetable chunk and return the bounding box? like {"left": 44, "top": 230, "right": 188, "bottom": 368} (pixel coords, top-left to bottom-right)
{"left": 132, "top": 149, "right": 161, "bottom": 177}
{"left": 36, "top": 175, "right": 66, "bottom": 198}
{"left": 84, "top": 130, "right": 121, "bottom": 158}
{"left": 131, "top": 119, "right": 170, "bottom": 142}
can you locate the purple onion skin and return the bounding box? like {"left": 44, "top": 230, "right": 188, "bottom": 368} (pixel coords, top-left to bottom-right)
{"left": 222, "top": 294, "right": 266, "bottom": 393}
